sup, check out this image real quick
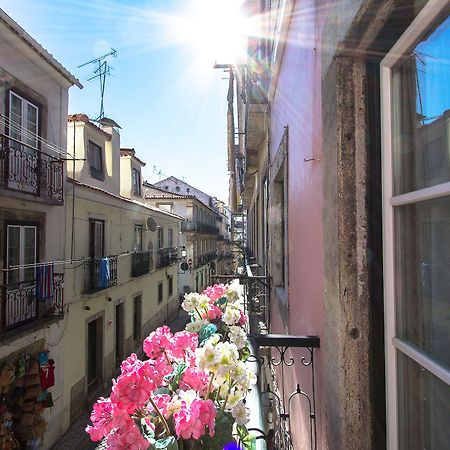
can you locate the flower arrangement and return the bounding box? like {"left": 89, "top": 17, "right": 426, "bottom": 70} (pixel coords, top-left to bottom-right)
{"left": 86, "top": 281, "right": 256, "bottom": 449}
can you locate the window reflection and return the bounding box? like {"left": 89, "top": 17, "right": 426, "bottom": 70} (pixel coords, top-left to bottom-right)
{"left": 393, "top": 16, "right": 450, "bottom": 194}
{"left": 395, "top": 196, "right": 450, "bottom": 370}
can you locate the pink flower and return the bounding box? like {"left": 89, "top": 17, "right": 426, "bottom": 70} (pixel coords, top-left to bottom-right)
{"left": 106, "top": 422, "right": 150, "bottom": 449}
{"left": 207, "top": 305, "right": 223, "bottom": 320}
{"left": 173, "top": 398, "right": 216, "bottom": 440}
{"left": 170, "top": 331, "right": 198, "bottom": 359}
{"left": 179, "top": 367, "right": 210, "bottom": 395}
{"left": 239, "top": 310, "right": 248, "bottom": 326}
{"left": 143, "top": 326, "right": 173, "bottom": 359}
{"left": 85, "top": 397, "right": 115, "bottom": 441}
{"left": 111, "top": 370, "right": 154, "bottom": 412}
{"left": 203, "top": 284, "right": 227, "bottom": 302}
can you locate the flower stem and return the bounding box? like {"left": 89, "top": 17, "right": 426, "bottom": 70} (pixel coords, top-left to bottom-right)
{"left": 148, "top": 395, "right": 171, "bottom": 436}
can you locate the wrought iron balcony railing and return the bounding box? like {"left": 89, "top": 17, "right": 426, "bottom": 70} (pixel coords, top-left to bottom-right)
{"left": 1, "top": 273, "right": 64, "bottom": 333}
{"left": 0, "top": 134, "right": 64, "bottom": 203}
{"left": 156, "top": 248, "right": 177, "bottom": 269}
{"left": 246, "top": 334, "right": 320, "bottom": 450}
{"left": 181, "top": 221, "right": 219, "bottom": 234}
{"left": 84, "top": 256, "right": 118, "bottom": 293}
{"left": 131, "top": 251, "right": 150, "bottom": 277}
{"left": 215, "top": 267, "right": 320, "bottom": 450}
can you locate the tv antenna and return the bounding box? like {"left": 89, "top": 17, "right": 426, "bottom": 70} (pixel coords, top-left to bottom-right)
{"left": 78, "top": 48, "right": 117, "bottom": 120}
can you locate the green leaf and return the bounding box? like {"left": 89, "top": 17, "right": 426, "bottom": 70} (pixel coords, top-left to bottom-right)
{"left": 216, "top": 297, "right": 227, "bottom": 306}
{"left": 135, "top": 417, "right": 156, "bottom": 444}
{"left": 153, "top": 436, "right": 178, "bottom": 450}
{"left": 164, "top": 362, "right": 188, "bottom": 386}
{"left": 239, "top": 346, "right": 250, "bottom": 362}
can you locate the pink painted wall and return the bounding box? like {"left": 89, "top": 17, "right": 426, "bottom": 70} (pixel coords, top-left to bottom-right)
{"left": 269, "top": 1, "right": 327, "bottom": 447}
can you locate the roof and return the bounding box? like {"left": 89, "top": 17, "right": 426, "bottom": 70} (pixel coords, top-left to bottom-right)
{"left": 68, "top": 178, "right": 184, "bottom": 220}
{"left": 68, "top": 114, "right": 112, "bottom": 140}
{"left": 0, "top": 9, "right": 82, "bottom": 88}
{"left": 155, "top": 176, "right": 212, "bottom": 200}
{"left": 143, "top": 182, "right": 219, "bottom": 215}
{"left": 120, "top": 148, "right": 146, "bottom": 167}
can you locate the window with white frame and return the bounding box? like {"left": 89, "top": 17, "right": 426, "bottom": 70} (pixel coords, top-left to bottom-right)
{"left": 382, "top": 4, "right": 450, "bottom": 449}
{"left": 132, "top": 167, "right": 141, "bottom": 196}
{"left": 9, "top": 91, "right": 39, "bottom": 148}
{"left": 157, "top": 227, "right": 164, "bottom": 249}
{"left": 6, "top": 224, "right": 37, "bottom": 286}
{"left": 89, "top": 141, "right": 103, "bottom": 180}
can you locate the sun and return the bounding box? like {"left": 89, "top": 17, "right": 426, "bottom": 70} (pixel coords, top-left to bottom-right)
{"left": 175, "top": 0, "right": 249, "bottom": 67}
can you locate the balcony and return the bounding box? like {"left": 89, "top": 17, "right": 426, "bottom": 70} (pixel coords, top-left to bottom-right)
{"left": 84, "top": 256, "right": 118, "bottom": 293}
{"left": 214, "top": 268, "right": 320, "bottom": 450}
{"left": 1, "top": 273, "right": 64, "bottom": 333}
{"left": 181, "top": 221, "right": 219, "bottom": 235}
{"left": 156, "top": 248, "right": 177, "bottom": 269}
{"left": 131, "top": 251, "right": 150, "bottom": 277}
{"left": 0, "top": 134, "right": 64, "bottom": 203}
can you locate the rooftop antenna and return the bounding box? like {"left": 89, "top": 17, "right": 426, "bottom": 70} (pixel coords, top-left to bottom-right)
{"left": 78, "top": 48, "right": 117, "bottom": 120}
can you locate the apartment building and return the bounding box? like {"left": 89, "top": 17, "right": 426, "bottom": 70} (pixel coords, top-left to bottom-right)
{"left": 62, "top": 115, "right": 182, "bottom": 432}
{"left": 143, "top": 180, "right": 221, "bottom": 294}
{"left": 228, "top": 1, "right": 450, "bottom": 449}
{"left": 0, "top": 9, "right": 81, "bottom": 449}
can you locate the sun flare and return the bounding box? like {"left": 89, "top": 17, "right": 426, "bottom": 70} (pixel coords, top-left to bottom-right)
{"left": 175, "top": 0, "right": 250, "bottom": 66}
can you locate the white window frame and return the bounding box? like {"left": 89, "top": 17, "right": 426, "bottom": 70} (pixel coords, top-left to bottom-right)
{"left": 9, "top": 91, "right": 39, "bottom": 148}
{"left": 381, "top": 1, "right": 450, "bottom": 448}
{"left": 134, "top": 224, "right": 143, "bottom": 252}
{"left": 6, "top": 224, "right": 37, "bottom": 284}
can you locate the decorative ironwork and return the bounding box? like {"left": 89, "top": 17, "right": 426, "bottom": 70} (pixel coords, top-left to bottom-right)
{"left": 1, "top": 273, "right": 64, "bottom": 332}
{"left": 85, "top": 256, "right": 118, "bottom": 293}
{"left": 156, "top": 248, "right": 177, "bottom": 269}
{"left": 0, "top": 134, "right": 64, "bottom": 203}
{"left": 181, "top": 221, "right": 219, "bottom": 234}
{"left": 131, "top": 251, "right": 150, "bottom": 277}
{"left": 246, "top": 334, "right": 320, "bottom": 450}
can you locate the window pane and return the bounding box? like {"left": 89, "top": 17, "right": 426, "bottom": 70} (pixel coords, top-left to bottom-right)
{"left": 10, "top": 93, "right": 22, "bottom": 142}
{"left": 395, "top": 196, "right": 450, "bottom": 369}
{"left": 23, "top": 227, "right": 36, "bottom": 282}
{"left": 7, "top": 226, "right": 20, "bottom": 284}
{"left": 398, "top": 351, "right": 450, "bottom": 450}
{"left": 392, "top": 16, "right": 450, "bottom": 194}
{"left": 26, "top": 103, "right": 38, "bottom": 148}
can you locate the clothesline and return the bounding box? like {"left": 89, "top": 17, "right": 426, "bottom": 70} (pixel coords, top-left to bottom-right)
{"left": 2, "top": 250, "right": 137, "bottom": 272}
{"left": 0, "top": 114, "right": 75, "bottom": 158}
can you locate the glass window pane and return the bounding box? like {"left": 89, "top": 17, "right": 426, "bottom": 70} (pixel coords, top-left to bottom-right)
{"left": 10, "top": 93, "right": 22, "bottom": 142}
{"left": 7, "top": 226, "right": 20, "bottom": 284}
{"left": 395, "top": 196, "right": 450, "bottom": 369}
{"left": 392, "top": 16, "right": 450, "bottom": 194}
{"left": 26, "top": 103, "right": 38, "bottom": 148}
{"left": 23, "top": 227, "right": 36, "bottom": 282}
{"left": 397, "top": 351, "right": 450, "bottom": 450}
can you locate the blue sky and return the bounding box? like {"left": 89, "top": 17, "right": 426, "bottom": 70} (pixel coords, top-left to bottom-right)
{"left": 2, "top": 0, "right": 231, "bottom": 202}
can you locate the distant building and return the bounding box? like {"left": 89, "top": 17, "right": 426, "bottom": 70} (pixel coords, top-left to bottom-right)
{"left": 143, "top": 181, "right": 223, "bottom": 294}
{"left": 63, "top": 115, "right": 182, "bottom": 431}
{"left": 0, "top": 8, "right": 80, "bottom": 448}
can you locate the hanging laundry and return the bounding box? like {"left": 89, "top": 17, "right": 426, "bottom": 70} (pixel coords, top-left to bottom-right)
{"left": 98, "top": 257, "right": 110, "bottom": 289}
{"left": 36, "top": 263, "right": 54, "bottom": 300}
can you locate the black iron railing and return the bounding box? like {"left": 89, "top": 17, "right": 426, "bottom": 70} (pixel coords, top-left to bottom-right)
{"left": 85, "top": 256, "right": 118, "bottom": 293}
{"left": 1, "top": 273, "right": 64, "bottom": 332}
{"left": 0, "top": 134, "right": 64, "bottom": 203}
{"left": 156, "top": 248, "right": 177, "bottom": 269}
{"left": 181, "top": 221, "right": 219, "bottom": 234}
{"left": 246, "top": 334, "right": 320, "bottom": 450}
{"left": 131, "top": 251, "right": 150, "bottom": 277}
{"left": 215, "top": 268, "right": 320, "bottom": 449}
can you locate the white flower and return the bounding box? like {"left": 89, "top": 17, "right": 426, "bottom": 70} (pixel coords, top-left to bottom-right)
{"left": 226, "top": 280, "right": 244, "bottom": 302}
{"left": 223, "top": 306, "right": 241, "bottom": 325}
{"left": 231, "top": 401, "right": 250, "bottom": 426}
{"left": 185, "top": 319, "right": 208, "bottom": 333}
{"left": 229, "top": 325, "right": 247, "bottom": 349}
{"left": 182, "top": 292, "right": 201, "bottom": 312}
{"left": 196, "top": 340, "right": 220, "bottom": 372}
